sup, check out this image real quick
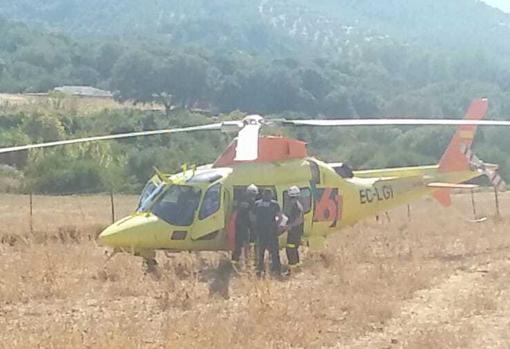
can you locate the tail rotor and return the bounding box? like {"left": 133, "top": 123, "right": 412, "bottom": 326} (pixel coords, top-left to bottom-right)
{"left": 460, "top": 144, "right": 506, "bottom": 192}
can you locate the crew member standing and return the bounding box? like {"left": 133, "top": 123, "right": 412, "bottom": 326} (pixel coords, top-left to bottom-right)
{"left": 285, "top": 186, "right": 304, "bottom": 272}
{"left": 254, "top": 188, "right": 282, "bottom": 277}
{"left": 232, "top": 184, "right": 258, "bottom": 265}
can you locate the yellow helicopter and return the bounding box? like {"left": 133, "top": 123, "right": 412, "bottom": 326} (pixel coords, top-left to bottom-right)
{"left": 1, "top": 98, "right": 508, "bottom": 265}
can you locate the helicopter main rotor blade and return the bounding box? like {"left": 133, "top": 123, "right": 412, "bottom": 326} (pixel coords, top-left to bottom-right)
{"left": 0, "top": 123, "right": 223, "bottom": 154}
{"left": 278, "top": 119, "right": 510, "bottom": 127}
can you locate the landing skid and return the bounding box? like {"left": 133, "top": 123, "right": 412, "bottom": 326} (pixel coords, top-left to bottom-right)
{"left": 465, "top": 216, "right": 488, "bottom": 223}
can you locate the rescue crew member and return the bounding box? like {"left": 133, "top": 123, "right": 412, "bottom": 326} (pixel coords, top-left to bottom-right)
{"left": 232, "top": 184, "right": 258, "bottom": 264}
{"left": 254, "top": 188, "right": 283, "bottom": 277}
{"left": 285, "top": 186, "right": 304, "bottom": 271}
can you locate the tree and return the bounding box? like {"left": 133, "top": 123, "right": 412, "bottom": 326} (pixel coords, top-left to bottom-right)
{"left": 95, "top": 42, "right": 124, "bottom": 79}
{"left": 300, "top": 68, "right": 332, "bottom": 102}
{"left": 351, "top": 91, "right": 383, "bottom": 118}
{"left": 323, "top": 88, "right": 355, "bottom": 117}
{"left": 111, "top": 50, "right": 156, "bottom": 104}
{"left": 154, "top": 53, "right": 210, "bottom": 109}
{"left": 22, "top": 114, "right": 65, "bottom": 142}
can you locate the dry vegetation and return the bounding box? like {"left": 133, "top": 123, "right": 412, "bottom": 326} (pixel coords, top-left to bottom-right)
{"left": 0, "top": 93, "right": 163, "bottom": 115}
{"left": 1, "top": 192, "right": 510, "bottom": 348}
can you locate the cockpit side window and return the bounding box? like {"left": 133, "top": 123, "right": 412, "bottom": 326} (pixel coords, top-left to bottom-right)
{"left": 199, "top": 183, "right": 221, "bottom": 220}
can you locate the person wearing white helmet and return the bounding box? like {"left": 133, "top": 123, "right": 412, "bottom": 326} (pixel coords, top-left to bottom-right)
{"left": 246, "top": 184, "right": 259, "bottom": 196}
{"left": 288, "top": 186, "right": 301, "bottom": 197}
{"left": 285, "top": 186, "right": 304, "bottom": 272}
{"left": 232, "top": 184, "right": 258, "bottom": 265}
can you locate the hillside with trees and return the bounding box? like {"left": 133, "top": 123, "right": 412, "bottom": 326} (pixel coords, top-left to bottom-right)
{"left": 3, "top": 0, "right": 510, "bottom": 56}
{"left": 1, "top": 96, "right": 509, "bottom": 195}
{"left": 1, "top": 15, "right": 509, "bottom": 117}
{"left": 0, "top": 1, "right": 509, "bottom": 193}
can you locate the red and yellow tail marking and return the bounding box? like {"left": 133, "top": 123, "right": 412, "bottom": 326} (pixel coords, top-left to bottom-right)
{"left": 438, "top": 98, "right": 488, "bottom": 172}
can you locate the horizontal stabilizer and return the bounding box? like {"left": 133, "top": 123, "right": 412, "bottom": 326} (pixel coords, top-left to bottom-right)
{"left": 427, "top": 182, "right": 479, "bottom": 189}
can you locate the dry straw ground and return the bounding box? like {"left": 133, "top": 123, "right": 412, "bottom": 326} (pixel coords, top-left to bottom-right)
{"left": 1, "top": 191, "right": 510, "bottom": 348}
{"left": 0, "top": 93, "right": 163, "bottom": 115}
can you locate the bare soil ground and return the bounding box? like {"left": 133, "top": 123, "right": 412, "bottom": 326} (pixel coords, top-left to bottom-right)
{"left": 1, "top": 192, "right": 510, "bottom": 348}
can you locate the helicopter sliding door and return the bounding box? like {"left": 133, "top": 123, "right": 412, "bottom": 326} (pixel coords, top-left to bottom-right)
{"left": 190, "top": 183, "right": 225, "bottom": 241}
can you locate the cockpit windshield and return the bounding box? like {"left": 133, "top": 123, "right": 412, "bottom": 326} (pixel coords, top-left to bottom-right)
{"left": 137, "top": 181, "right": 165, "bottom": 212}
{"left": 150, "top": 185, "right": 202, "bottom": 226}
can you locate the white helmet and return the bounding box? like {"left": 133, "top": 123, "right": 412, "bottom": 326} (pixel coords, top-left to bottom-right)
{"left": 288, "top": 186, "right": 300, "bottom": 197}
{"left": 247, "top": 184, "right": 259, "bottom": 195}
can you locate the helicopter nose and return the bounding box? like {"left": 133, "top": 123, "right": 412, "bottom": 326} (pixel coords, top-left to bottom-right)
{"left": 98, "top": 214, "right": 161, "bottom": 248}
{"left": 98, "top": 224, "right": 127, "bottom": 247}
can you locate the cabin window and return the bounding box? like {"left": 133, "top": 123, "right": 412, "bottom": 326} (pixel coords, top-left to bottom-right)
{"left": 283, "top": 187, "right": 312, "bottom": 214}
{"left": 171, "top": 231, "right": 187, "bottom": 240}
{"left": 199, "top": 184, "right": 222, "bottom": 220}
{"left": 332, "top": 163, "right": 354, "bottom": 178}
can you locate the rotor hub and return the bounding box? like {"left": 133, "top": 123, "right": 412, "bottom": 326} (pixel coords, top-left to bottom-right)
{"left": 242, "top": 114, "right": 264, "bottom": 126}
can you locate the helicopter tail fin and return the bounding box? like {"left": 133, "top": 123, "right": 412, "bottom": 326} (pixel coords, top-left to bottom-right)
{"left": 438, "top": 98, "right": 488, "bottom": 172}
{"left": 433, "top": 98, "right": 489, "bottom": 207}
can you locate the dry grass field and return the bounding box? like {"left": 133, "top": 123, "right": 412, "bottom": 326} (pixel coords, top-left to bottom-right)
{"left": 0, "top": 93, "right": 163, "bottom": 115}
{"left": 1, "top": 191, "right": 510, "bottom": 348}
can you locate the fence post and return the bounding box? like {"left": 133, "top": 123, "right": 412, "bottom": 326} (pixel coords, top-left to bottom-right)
{"left": 407, "top": 204, "right": 411, "bottom": 221}
{"left": 110, "top": 190, "right": 115, "bottom": 223}
{"left": 494, "top": 186, "right": 501, "bottom": 217}
{"left": 29, "top": 191, "right": 34, "bottom": 234}
{"left": 470, "top": 189, "right": 477, "bottom": 220}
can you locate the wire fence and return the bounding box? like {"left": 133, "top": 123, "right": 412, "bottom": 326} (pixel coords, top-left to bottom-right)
{"left": 405, "top": 187, "right": 505, "bottom": 222}
{"left": 0, "top": 186, "right": 506, "bottom": 246}
{"left": 0, "top": 191, "right": 139, "bottom": 241}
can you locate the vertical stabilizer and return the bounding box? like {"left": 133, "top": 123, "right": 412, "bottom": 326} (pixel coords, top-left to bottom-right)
{"left": 433, "top": 98, "right": 489, "bottom": 206}
{"left": 438, "top": 98, "right": 488, "bottom": 172}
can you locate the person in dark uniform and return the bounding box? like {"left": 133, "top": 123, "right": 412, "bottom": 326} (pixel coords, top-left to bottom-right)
{"left": 232, "top": 184, "right": 258, "bottom": 265}
{"left": 285, "top": 186, "right": 304, "bottom": 272}
{"left": 254, "top": 188, "right": 283, "bottom": 277}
